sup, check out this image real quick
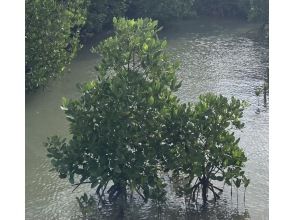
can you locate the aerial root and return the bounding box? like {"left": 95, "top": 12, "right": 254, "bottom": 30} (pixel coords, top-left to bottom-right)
{"left": 190, "top": 181, "right": 222, "bottom": 203}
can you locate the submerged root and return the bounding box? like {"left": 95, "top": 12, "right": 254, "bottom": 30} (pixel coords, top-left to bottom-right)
{"left": 189, "top": 179, "right": 223, "bottom": 204}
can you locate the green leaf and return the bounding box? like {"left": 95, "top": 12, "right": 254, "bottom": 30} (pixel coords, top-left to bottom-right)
{"left": 234, "top": 179, "right": 241, "bottom": 188}
{"left": 161, "top": 40, "right": 167, "bottom": 48}
{"left": 129, "top": 19, "right": 135, "bottom": 27}
{"left": 148, "top": 96, "right": 155, "bottom": 105}
{"left": 225, "top": 178, "right": 232, "bottom": 186}
{"left": 243, "top": 177, "right": 250, "bottom": 188}
{"left": 143, "top": 43, "right": 148, "bottom": 52}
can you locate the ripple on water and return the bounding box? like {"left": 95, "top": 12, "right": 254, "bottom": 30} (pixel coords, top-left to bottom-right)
{"left": 26, "top": 19, "right": 268, "bottom": 219}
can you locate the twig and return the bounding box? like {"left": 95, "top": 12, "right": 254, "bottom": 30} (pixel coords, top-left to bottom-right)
{"left": 208, "top": 186, "right": 216, "bottom": 202}
{"left": 72, "top": 181, "right": 92, "bottom": 192}
{"left": 209, "top": 183, "right": 223, "bottom": 192}
{"left": 208, "top": 185, "right": 220, "bottom": 202}
{"left": 196, "top": 186, "right": 200, "bottom": 203}
{"left": 135, "top": 187, "right": 146, "bottom": 202}
{"left": 96, "top": 184, "right": 106, "bottom": 205}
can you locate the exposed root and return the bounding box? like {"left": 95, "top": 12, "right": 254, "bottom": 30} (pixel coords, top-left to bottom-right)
{"left": 188, "top": 179, "right": 222, "bottom": 204}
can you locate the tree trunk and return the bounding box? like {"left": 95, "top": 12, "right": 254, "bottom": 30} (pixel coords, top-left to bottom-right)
{"left": 202, "top": 185, "right": 207, "bottom": 203}
{"left": 263, "top": 85, "right": 267, "bottom": 106}
{"left": 201, "top": 177, "right": 209, "bottom": 204}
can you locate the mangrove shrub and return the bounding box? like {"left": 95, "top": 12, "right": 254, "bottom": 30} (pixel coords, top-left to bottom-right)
{"left": 46, "top": 17, "right": 249, "bottom": 208}
{"left": 164, "top": 94, "right": 249, "bottom": 203}
{"left": 25, "top": 0, "right": 87, "bottom": 91}
{"left": 46, "top": 17, "right": 181, "bottom": 204}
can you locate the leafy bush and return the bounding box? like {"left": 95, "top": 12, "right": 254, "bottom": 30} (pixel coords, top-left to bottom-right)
{"left": 25, "top": 0, "right": 87, "bottom": 91}
{"left": 46, "top": 17, "right": 181, "bottom": 204}
{"left": 163, "top": 94, "right": 249, "bottom": 203}
{"left": 81, "top": 0, "right": 128, "bottom": 38}
{"left": 46, "top": 18, "right": 249, "bottom": 208}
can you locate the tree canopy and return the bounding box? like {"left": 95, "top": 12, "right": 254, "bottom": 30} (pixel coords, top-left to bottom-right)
{"left": 163, "top": 94, "right": 249, "bottom": 203}
{"left": 46, "top": 18, "right": 249, "bottom": 207}
{"left": 248, "top": 0, "right": 269, "bottom": 23}
{"left": 25, "top": 0, "right": 268, "bottom": 92}
{"left": 126, "top": 0, "right": 196, "bottom": 21}
{"left": 195, "top": 0, "right": 250, "bottom": 19}
{"left": 25, "top": 0, "right": 87, "bottom": 91}
{"left": 46, "top": 17, "right": 181, "bottom": 204}
{"left": 80, "top": 0, "right": 128, "bottom": 38}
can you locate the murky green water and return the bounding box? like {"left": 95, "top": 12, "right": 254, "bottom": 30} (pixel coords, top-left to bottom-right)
{"left": 26, "top": 18, "right": 268, "bottom": 219}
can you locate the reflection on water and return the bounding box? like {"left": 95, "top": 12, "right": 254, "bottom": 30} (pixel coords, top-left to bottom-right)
{"left": 78, "top": 196, "right": 251, "bottom": 220}
{"left": 26, "top": 18, "right": 268, "bottom": 219}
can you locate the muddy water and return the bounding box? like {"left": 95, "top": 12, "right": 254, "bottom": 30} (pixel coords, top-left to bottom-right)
{"left": 26, "top": 18, "right": 268, "bottom": 219}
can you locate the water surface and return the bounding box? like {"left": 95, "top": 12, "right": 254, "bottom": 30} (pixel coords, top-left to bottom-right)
{"left": 26, "top": 18, "right": 268, "bottom": 219}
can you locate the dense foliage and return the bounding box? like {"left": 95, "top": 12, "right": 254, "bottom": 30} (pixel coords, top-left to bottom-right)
{"left": 80, "top": 0, "right": 197, "bottom": 38}
{"left": 25, "top": 0, "right": 268, "bottom": 92}
{"left": 194, "top": 0, "right": 268, "bottom": 22}
{"left": 126, "top": 0, "right": 196, "bottom": 21}
{"left": 163, "top": 94, "right": 249, "bottom": 203}
{"left": 81, "top": 0, "right": 128, "bottom": 38}
{"left": 25, "top": 0, "right": 87, "bottom": 91}
{"left": 46, "top": 17, "right": 181, "bottom": 204}
{"left": 80, "top": 0, "right": 268, "bottom": 38}
{"left": 46, "top": 18, "right": 249, "bottom": 207}
{"left": 248, "top": 0, "right": 269, "bottom": 23}
{"left": 195, "top": 0, "right": 250, "bottom": 19}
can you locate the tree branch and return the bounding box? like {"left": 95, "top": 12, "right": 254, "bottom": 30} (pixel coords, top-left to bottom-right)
{"left": 135, "top": 187, "right": 147, "bottom": 202}
{"left": 208, "top": 185, "right": 220, "bottom": 202}
{"left": 209, "top": 183, "right": 223, "bottom": 192}
{"left": 72, "top": 181, "right": 92, "bottom": 192}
